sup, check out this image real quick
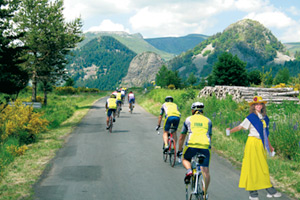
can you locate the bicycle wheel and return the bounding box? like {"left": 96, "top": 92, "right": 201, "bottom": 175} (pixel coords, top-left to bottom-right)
{"left": 198, "top": 173, "right": 205, "bottom": 200}
{"left": 189, "top": 174, "right": 204, "bottom": 200}
{"left": 109, "top": 116, "right": 113, "bottom": 133}
{"left": 163, "top": 142, "right": 168, "bottom": 162}
{"left": 117, "top": 106, "right": 120, "bottom": 117}
{"left": 130, "top": 104, "right": 133, "bottom": 114}
{"left": 169, "top": 139, "right": 176, "bottom": 167}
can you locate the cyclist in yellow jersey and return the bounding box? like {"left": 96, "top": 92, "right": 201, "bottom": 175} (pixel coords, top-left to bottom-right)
{"left": 116, "top": 90, "right": 122, "bottom": 110}
{"left": 156, "top": 96, "right": 181, "bottom": 153}
{"left": 105, "top": 94, "right": 117, "bottom": 129}
{"left": 177, "top": 102, "right": 212, "bottom": 197}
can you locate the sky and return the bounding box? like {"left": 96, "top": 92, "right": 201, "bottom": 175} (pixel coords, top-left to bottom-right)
{"left": 63, "top": 0, "right": 300, "bottom": 43}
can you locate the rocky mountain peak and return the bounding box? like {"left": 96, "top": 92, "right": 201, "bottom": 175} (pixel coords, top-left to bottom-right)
{"left": 121, "top": 52, "right": 164, "bottom": 87}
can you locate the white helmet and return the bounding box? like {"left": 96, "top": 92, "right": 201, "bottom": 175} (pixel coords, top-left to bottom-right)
{"left": 191, "top": 102, "right": 204, "bottom": 110}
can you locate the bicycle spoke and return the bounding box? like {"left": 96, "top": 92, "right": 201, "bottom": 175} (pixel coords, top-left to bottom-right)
{"left": 169, "top": 139, "right": 176, "bottom": 167}
{"left": 163, "top": 143, "right": 168, "bottom": 162}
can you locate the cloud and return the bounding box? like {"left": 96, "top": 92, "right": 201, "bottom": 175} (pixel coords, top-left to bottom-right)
{"left": 63, "top": 0, "right": 300, "bottom": 42}
{"left": 287, "top": 6, "right": 300, "bottom": 16}
{"left": 234, "top": 0, "right": 270, "bottom": 12}
{"left": 86, "top": 19, "right": 130, "bottom": 33}
{"left": 244, "top": 11, "right": 296, "bottom": 29}
{"left": 63, "top": 0, "right": 131, "bottom": 20}
{"left": 280, "top": 24, "right": 300, "bottom": 42}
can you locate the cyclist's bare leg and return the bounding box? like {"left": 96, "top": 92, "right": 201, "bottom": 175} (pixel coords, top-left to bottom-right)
{"left": 173, "top": 131, "right": 177, "bottom": 144}
{"left": 182, "top": 158, "right": 192, "bottom": 170}
{"left": 163, "top": 130, "right": 169, "bottom": 147}
{"left": 106, "top": 116, "right": 109, "bottom": 126}
{"left": 201, "top": 166, "right": 210, "bottom": 193}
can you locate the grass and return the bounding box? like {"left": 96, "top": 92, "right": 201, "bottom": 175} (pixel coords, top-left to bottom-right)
{"left": 0, "top": 92, "right": 107, "bottom": 200}
{"left": 137, "top": 88, "right": 300, "bottom": 200}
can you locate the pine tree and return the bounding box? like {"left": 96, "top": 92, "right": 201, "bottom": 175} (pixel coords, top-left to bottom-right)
{"left": 211, "top": 52, "right": 248, "bottom": 86}
{"left": 0, "top": 0, "right": 28, "bottom": 101}
{"left": 15, "top": 0, "right": 83, "bottom": 104}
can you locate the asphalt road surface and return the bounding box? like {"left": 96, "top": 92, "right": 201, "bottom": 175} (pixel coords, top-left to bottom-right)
{"left": 33, "top": 97, "right": 290, "bottom": 200}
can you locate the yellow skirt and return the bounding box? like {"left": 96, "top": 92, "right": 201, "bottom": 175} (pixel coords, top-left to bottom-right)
{"left": 239, "top": 137, "right": 272, "bottom": 191}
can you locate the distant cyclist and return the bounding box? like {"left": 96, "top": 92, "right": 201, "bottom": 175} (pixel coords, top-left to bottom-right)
{"left": 156, "top": 96, "right": 181, "bottom": 153}
{"left": 105, "top": 94, "right": 117, "bottom": 129}
{"left": 116, "top": 90, "right": 122, "bottom": 110}
{"left": 128, "top": 91, "right": 135, "bottom": 112}
{"left": 177, "top": 102, "right": 212, "bottom": 198}
{"left": 121, "top": 88, "right": 126, "bottom": 103}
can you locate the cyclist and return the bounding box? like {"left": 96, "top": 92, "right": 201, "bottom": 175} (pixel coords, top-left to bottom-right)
{"left": 105, "top": 94, "right": 117, "bottom": 129}
{"left": 121, "top": 88, "right": 126, "bottom": 103}
{"left": 116, "top": 90, "right": 122, "bottom": 110}
{"left": 156, "top": 96, "right": 181, "bottom": 153}
{"left": 177, "top": 102, "right": 212, "bottom": 198}
{"left": 128, "top": 91, "right": 135, "bottom": 112}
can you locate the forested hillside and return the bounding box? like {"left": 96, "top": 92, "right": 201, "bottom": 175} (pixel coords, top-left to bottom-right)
{"left": 167, "top": 19, "right": 296, "bottom": 78}
{"left": 67, "top": 36, "right": 136, "bottom": 90}
{"left": 145, "top": 34, "right": 208, "bottom": 55}
{"left": 79, "top": 31, "right": 174, "bottom": 61}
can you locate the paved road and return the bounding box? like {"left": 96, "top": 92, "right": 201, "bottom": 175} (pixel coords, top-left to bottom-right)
{"left": 33, "top": 97, "right": 290, "bottom": 200}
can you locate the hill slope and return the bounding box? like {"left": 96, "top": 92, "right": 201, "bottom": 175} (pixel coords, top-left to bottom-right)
{"left": 168, "top": 19, "right": 294, "bottom": 78}
{"left": 145, "top": 34, "right": 209, "bottom": 55}
{"left": 67, "top": 36, "right": 136, "bottom": 90}
{"left": 80, "top": 31, "right": 174, "bottom": 61}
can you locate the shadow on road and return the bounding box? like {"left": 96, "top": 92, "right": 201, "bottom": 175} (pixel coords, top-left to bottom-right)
{"left": 112, "top": 130, "right": 129, "bottom": 133}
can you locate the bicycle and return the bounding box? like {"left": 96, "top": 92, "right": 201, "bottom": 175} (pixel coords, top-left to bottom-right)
{"left": 162, "top": 125, "right": 177, "bottom": 167}
{"left": 129, "top": 103, "right": 133, "bottom": 114}
{"left": 116, "top": 103, "right": 121, "bottom": 117}
{"left": 185, "top": 153, "right": 207, "bottom": 200}
{"left": 107, "top": 111, "right": 113, "bottom": 133}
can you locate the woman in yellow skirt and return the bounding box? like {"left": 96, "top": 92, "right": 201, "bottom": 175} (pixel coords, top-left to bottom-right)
{"left": 226, "top": 96, "right": 282, "bottom": 200}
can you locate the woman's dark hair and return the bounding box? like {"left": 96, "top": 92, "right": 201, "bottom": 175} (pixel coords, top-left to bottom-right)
{"left": 250, "top": 103, "right": 266, "bottom": 116}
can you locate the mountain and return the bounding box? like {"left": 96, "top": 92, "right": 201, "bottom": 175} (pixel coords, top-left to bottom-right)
{"left": 145, "top": 34, "right": 209, "bottom": 55}
{"left": 80, "top": 31, "right": 175, "bottom": 61}
{"left": 121, "top": 52, "right": 164, "bottom": 87}
{"left": 284, "top": 42, "right": 300, "bottom": 54}
{"left": 67, "top": 36, "right": 136, "bottom": 90}
{"left": 168, "top": 19, "right": 295, "bottom": 78}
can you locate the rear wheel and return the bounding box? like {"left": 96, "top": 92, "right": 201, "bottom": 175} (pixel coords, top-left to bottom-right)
{"left": 109, "top": 116, "right": 113, "bottom": 133}
{"left": 130, "top": 103, "right": 133, "bottom": 114}
{"left": 163, "top": 142, "right": 168, "bottom": 162}
{"left": 169, "top": 139, "right": 176, "bottom": 167}
{"left": 117, "top": 106, "right": 120, "bottom": 117}
{"left": 189, "top": 175, "right": 204, "bottom": 200}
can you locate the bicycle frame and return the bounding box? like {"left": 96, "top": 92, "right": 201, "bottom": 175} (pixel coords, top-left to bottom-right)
{"left": 163, "top": 125, "right": 177, "bottom": 167}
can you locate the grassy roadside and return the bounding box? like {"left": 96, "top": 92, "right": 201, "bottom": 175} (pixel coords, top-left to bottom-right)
{"left": 137, "top": 89, "right": 299, "bottom": 200}
{"left": 0, "top": 93, "right": 106, "bottom": 200}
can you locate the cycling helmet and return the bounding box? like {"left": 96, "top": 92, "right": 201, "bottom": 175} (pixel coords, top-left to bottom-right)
{"left": 165, "top": 96, "right": 173, "bottom": 102}
{"left": 191, "top": 102, "right": 204, "bottom": 110}
{"left": 110, "top": 94, "right": 116, "bottom": 98}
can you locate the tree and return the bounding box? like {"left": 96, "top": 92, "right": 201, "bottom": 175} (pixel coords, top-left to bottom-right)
{"left": 15, "top": 0, "right": 83, "bottom": 105}
{"left": 211, "top": 52, "right": 248, "bottom": 86}
{"left": 248, "top": 70, "right": 261, "bottom": 85}
{"left": 0, "top": 0, "right": 29, "bottom": 103}
{"left": 260, "top": 66, "right": 273, "bottom": 87}
{"left": 156, "top": 65, "right": 169, "bottom": 87}
{"left": 273, "top": 67, "right": 290, "bottom": 85}
{"left": 155, "top": 65, "right": 181, "bottom": 89}
{"left": 187, "top": 73, "right": 198, "bottom": 86}
{"left": 64, "top": 77, "right": 75, "bottom": 87}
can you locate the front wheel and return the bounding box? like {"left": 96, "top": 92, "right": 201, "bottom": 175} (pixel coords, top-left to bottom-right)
{"left": 169, "top": 139, "right": 176, "bottom": 167}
